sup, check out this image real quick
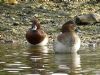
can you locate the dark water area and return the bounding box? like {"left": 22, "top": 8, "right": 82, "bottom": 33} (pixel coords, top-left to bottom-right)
{"left": 0, "top": 44, "right": 100, "bottom": 75}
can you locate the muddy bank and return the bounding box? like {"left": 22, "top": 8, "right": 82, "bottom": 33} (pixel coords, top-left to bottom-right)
{"left": 0, "top": 1, "right": 100, "bottom": 47}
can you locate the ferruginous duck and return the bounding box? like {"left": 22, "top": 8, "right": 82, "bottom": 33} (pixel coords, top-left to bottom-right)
{"left": 26, "top": 18, "right": 48, "bottom": 46}
{"left": 53, "top": 20, "right": 81, "bottom": 53}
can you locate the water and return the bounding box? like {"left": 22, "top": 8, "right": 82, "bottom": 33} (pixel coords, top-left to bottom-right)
{"left": 0, "top": 44, "right": 100, "bottom": 75}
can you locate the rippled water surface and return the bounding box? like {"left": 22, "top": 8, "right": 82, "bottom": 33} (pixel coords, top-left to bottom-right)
{"left": 0, "top": 44, "right": 100, "bottom": 75}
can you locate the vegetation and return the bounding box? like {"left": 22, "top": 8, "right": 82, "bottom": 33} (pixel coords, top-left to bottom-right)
{"left": 0, "top": 0, "right": 100, "bottom": 45}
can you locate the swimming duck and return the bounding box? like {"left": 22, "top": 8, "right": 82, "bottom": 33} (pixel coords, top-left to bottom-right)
{"left": 53, "top": 20, "right": 81, "bottom": 53}
{"left": 26, "top": 18, "right": 48, "bottom": 46}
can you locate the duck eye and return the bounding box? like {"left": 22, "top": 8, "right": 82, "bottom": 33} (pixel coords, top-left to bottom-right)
{"left": 32, "top": 25, "right": 37, "bottom": 30}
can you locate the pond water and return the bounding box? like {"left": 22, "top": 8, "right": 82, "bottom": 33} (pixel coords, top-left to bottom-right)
{"left": 0, "top": 44, "right": 100, "bottom": 75}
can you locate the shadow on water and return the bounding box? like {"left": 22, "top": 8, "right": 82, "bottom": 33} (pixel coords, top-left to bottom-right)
{"left": 0, "top": 44, "right": 100, "bottom": 75}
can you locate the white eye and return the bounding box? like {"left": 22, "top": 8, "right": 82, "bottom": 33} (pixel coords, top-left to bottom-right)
{"left": 32, "top": 25, "right": 37, "bottom": 30}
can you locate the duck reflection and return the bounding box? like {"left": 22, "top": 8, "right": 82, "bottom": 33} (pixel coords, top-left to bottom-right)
{"left": 54, "top": 53, "right": 82, "bottom": 75}
{"left": 26, "top": 45, "right": 55, "bottom": 75}
{"left": 69, "top": 53, "right": 82, "bottom": 75}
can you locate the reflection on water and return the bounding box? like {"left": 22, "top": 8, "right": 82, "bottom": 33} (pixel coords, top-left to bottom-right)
{"left": 0, "top": 44, "right": 100, "bottom": 75}
{"left": 26, "top": 45, "right": 55, "bottom": 75}
{"left": 54, "top": 53, "right": 81, "bottom": 75}
{"left": 0, "top": 44, "right": 55, "bottom": 75}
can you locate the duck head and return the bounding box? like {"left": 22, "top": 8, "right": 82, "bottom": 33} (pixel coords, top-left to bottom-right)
{"left": 61, "top": 20, "right": 77, "bottom": 33}
{"left": 31, "top": 18, "right": 41, "bottom": 31}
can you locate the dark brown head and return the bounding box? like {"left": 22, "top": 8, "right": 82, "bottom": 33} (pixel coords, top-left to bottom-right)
{"left": 31, "top": 18, "right": 41, "bottom": 30}
{"left": 61, "top": 20, "right": 77, "bottom": 33}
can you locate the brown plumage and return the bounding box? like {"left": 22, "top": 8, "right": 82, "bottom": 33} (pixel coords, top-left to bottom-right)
{"left": 61, "top": 20, "right": 76, "bottom": 33}
{"left": 26, "top": 18, "right": 48, "bottom": 45}
{"left": 53, "top": 20, "right": 81, "bottom": 53}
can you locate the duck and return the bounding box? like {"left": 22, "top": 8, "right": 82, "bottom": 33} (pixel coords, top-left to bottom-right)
{"left": 53, "top": 20, "right": 81, "bottom": 53}
{"left": 26, "top": 18, "right": 48, "bottom": 46}
{"left": 74, "top": 13, "right": 100, "bottom": 25}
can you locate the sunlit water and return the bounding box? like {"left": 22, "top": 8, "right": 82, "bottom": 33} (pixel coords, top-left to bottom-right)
{"left": 0, "top": 44, "right": 100, "bottom": 75}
